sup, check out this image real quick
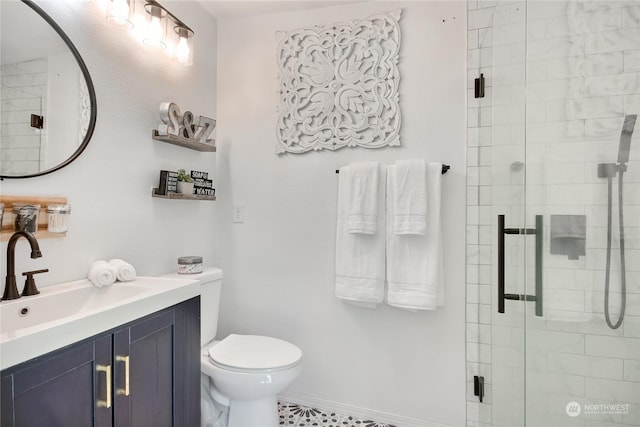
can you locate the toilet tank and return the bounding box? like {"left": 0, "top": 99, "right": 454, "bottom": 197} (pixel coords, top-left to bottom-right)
{"left": 197, "top": 267, "right": 223, "bottom": 345}
{"left": 160, "top": 267, "right": 223, "bottom": 346}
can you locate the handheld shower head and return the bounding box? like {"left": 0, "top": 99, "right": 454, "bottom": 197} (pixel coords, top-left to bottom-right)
{"left": 601, "top": 114, "right": 637, "bottom": 330}
{"left": 618, "top": 114, "right": 637, "bottom": 164}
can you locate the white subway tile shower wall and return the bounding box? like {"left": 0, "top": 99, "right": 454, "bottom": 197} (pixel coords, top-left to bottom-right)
{"left": 467, "top": 1, "right": 640, "bottom": 427}
{"left": 0, "top": 58, "right": 46, "bottom": 175}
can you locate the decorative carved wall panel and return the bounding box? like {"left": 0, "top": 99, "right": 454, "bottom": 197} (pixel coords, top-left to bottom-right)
{"left": 276, "top": 10, "right": 402, "bottom": 154}
{"left": 79, "top": 77, "right": 91, "bottom": 145}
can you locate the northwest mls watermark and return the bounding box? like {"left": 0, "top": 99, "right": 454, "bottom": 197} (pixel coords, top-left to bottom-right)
{"left": 566, "top": 401, "right": 630, "bottom": 417}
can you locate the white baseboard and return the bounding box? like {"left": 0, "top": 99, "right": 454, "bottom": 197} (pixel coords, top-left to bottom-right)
{"left": 278, "top": 391, "right": 457, "bottom": 427}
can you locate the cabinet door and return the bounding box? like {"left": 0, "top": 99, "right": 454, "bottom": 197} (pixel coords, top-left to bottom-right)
{"left": 173, "top": 296, "right": 201, "bottom": 426}
{"left": 114, "top": 311, "right": 174, "bottom": 427}
{"left": 113, "top": 297, "right": 200, "bottom": 427}
{"left": 1, "top": 335, "right": 112, "bottom": 427}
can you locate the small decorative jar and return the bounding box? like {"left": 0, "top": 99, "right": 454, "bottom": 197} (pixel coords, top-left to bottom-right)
{"left": 47, "top": 204, "right": 71, "bottom": 233}
{"left": 13, "top": 204, "right": 40, "bottom": 233}
{"left": 177, "top": 256, "right": 203, "bottom": 274}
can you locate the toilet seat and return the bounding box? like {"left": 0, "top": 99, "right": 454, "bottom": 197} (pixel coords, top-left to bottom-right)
{"left": 206, "top": 334, "right": 302, "bottom": 372}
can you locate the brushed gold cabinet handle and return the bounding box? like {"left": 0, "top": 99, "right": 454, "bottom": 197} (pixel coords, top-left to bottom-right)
{"left": 96, "top": 364, "right": 112, "bottom": 408}
{"left": 116, "top": 355, "right": 130, "bottom": 396}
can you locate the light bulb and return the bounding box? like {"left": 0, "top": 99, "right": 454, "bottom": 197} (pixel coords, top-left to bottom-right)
{"left": 173, "top": 26, "right": 194, "bottom": 66}
{"left": 176, "top": 36, "right": 190, "bottom": 64}
{"left": 142, "top": 6, "right": 166, "bottom": 49}
{"left": 106, "top": 0, "right": 132, "bottom": 27}
{"left": 149, "top": 15, "right": 162, "bottom": 38}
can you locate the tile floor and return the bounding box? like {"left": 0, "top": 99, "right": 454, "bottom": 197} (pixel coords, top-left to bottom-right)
{"left": 278, "top": 401, "right": 396, "bottom": 427}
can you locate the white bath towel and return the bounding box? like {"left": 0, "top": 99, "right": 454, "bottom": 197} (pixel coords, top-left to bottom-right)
{"left": 109, "top": 259, "right": 137, "bottom": 282}
{"left": 386, "top": 163, "right": 444, "bottom": 310}
{"left": 393, "top": 159, "right": 428, "bottom": 235}
{"left": 344, "top": 162, "right": 380, "bottom": 234}
{"left": 88, "top": 260, "right": 116, "bottom": 288}
{"left": 335, "top": 164, "right": 386, "bottom": 307}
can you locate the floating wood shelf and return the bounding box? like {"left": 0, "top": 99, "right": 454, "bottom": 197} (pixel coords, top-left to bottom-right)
{"left": 1, "top": 229, "right": 67, "bottom": 241}
{"left": 152, "top": 130, "right": 216, "bottom": 152}
{"left": 0, "top": 195, "right": 68, "bottom": 241}
{"left": 151, "top": 189, "right": 216, "bottom": 201}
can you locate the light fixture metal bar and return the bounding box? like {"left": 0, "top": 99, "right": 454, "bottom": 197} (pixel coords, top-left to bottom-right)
{"left": 145, "top": 0, "right": 194, "bottom": 34}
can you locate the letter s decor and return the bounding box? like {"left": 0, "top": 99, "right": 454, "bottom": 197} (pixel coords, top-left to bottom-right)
{"left": 275, "top": 10, "right": 402, "bottom": 154}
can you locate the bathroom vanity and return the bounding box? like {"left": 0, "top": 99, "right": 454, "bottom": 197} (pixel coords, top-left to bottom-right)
{"left": 0, "top": 278, "right": 201, "bottom": 426}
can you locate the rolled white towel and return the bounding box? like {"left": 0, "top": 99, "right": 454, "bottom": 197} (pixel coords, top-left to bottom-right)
{"left": 109, "top": 259, "right": 137, "bottom": 282}
{"left": 88, "top": 260, "right": 116, "bottom": 288}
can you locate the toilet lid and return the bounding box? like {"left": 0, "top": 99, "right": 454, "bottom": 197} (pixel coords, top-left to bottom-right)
{"left": 207, "top": 334, "right": 302, "bottom": 371}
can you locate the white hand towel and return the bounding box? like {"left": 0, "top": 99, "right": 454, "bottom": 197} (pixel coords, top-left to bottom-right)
{"left": 335, "top": 164, "right": 386, "bottom": 307}
{"left": 344, "top": 162, "right": 380, "bottom": 234}
{"left": 393, "top": 159, "right": 428, "bottom": 235}
{"left": 88, "top": 260, "right": 116, "bottom": 288}
{"left": 109, "top": 259, "right": 137, "bottom": 282}
{"left": 386, "top": 163, "right": 444, "bottom": 310}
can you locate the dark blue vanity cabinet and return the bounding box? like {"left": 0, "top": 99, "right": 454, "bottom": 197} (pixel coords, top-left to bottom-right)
{"left": 1, "top": 297, "right": 200, "bottom": 427}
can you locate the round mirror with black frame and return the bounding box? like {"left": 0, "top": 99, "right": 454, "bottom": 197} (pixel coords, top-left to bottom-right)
{"left": 0, "top": 0, "right": 97, "bottom": 179}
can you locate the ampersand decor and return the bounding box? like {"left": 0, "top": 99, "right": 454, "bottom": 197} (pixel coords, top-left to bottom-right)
{"left": 157, "top": 102, "right": 216, "bottom": 145}
{"left": 275, "top": 9, "right": 402, "bottom": 154}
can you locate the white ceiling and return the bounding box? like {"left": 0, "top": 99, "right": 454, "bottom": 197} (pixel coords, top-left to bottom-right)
{"left": 196, "top": 1, "right": 362, "bottom": 20}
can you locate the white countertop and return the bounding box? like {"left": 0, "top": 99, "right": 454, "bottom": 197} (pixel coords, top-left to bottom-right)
{"left": 0, "top": 276, "right": 200, "bottom": 370}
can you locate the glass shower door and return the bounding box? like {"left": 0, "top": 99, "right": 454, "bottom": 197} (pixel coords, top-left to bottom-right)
{"left": 488, "top": 1, "right": 640, "bottom": 426}
{"left": 484, "top": 1, "right": 527, "bottom": 426}
{"left": 523, "top": 1, "right": 640, "bottom": 426}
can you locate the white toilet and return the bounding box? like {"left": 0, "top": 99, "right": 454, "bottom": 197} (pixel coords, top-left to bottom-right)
{"left": 169, "top": 267, "right": 303, "bottom": 427}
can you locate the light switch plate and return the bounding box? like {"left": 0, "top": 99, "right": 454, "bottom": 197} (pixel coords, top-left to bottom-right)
{"left": 232, "top": 204, "right": 245, "bottom": 223}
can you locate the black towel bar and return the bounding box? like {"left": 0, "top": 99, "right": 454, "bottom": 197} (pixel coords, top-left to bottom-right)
{"left": 335, "top": 164, "right": 450, "bottom": 174}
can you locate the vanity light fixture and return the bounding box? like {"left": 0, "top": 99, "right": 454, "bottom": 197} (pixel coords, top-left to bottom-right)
{"left": 99, "top": 0, "right": 195, "bottom": 66}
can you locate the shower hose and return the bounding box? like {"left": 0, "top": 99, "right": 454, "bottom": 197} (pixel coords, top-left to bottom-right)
{"left": 604, "top": 171, "right": 627, "bottom": 330}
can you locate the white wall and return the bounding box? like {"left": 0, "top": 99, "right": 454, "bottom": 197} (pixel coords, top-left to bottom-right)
{"left": 0, "top": 1, "right": 218, "bottom": 286}
{"left": 215, "top": 2, "right": 467, "bottom": 425}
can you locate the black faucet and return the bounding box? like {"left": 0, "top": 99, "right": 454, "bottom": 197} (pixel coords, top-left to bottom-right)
{"left": 2, "top": 231, "right": 42, "bottom": 300}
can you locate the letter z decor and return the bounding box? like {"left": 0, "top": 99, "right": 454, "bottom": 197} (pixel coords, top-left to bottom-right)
{"left": 275, "top": 10, "right": 402, "bottom": 154}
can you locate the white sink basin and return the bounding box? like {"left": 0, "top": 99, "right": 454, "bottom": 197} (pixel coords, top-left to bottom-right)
{"left": 0, "top": 276, "right": 200, "bottom": 370}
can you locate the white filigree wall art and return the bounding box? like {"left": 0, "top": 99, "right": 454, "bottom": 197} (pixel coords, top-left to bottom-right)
{"left": 79, "top": 77, "right": 90, "bottom": 145}
{"left": 275, "top": 10, "right": 402, "bottom": 154}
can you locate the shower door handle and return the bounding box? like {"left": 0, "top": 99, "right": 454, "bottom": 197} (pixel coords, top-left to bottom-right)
{"left": 498, "top": 215, "right": 543, "bottom": 316}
